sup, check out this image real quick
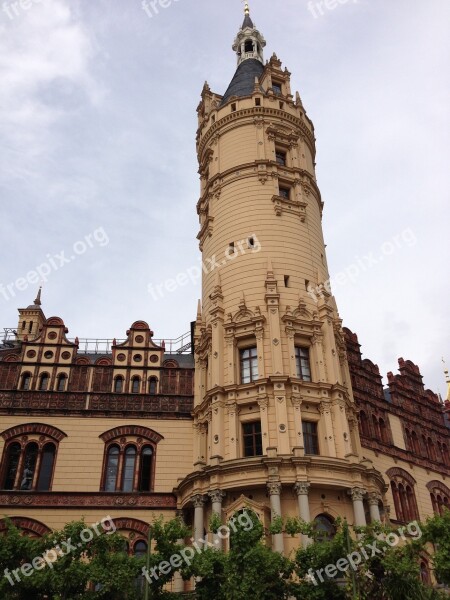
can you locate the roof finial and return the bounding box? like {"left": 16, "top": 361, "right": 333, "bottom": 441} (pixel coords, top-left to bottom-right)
{"left": 34, "top": 286, "right": 42, "bottom": 306}
{"left": 244, "top": 1, "right": 250, "bottom": 16}
{"left": 443, "top": 358, "right": 450, "bottom": 402}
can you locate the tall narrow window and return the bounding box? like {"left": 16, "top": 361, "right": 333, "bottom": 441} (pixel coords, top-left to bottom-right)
{"left": 279, "top": 186, "right": 290, "bottom": 199}
{"left": 39, "top": 373, "right": 49, "bottom": 391}
{"left": 122, "top": 447, "right": 137, "bottom": 492}
{"left": 21, "top": 372, "right": 31, "bottom": 391}
{"left": 104, "top": 445, "right": 119, "bottom": 492}
{"left": 276, "top": 150, "right": 286, "bottom": 166}
{"left": 240, "top": 347, "right": 258, "bottom": 384}
{"left": 2, "top": 442, "right": 21, "bottom": 490}
{"left": 114, "top": 376, "right": 124, "bottom": 393}
{"left": 131, "top": 377, "right": 140, "bottom": 394}
{"left": 56, "top": 374, "right": 67, "bottom": 392}
{"left": 37, "top": 443, "right": 56, "bottom": 491}
{"left": 242, "top": 421, "right": 262, "bottom": 457}
{"left": 149, "top": 377, "right": 157, "bottom": 395}
{"left": 303, "top": 421, "right": 319, "bottom": 455}
{"left": 295, "top": 347, "right": 311, "bottom": 381}
{"left": 139, "top": 446, "right": 153, "bottom": 492}
{"left": 360, "top": 411, "right": 370, "bottom": 437}
{"left": 20, "top": 442, "right": 38, "bottom": 490}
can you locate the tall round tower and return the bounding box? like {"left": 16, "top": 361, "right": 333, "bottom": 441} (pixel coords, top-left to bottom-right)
{"left": 177, "top": 4, "right": 386, "bottom": 556}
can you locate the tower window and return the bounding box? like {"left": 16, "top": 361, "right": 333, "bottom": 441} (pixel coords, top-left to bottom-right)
{"left": 295, "top": 347, "right": 312, "bottom": 381}
{"left": 231, "top": 103, "right": 237, "bottom": 112}
{"left": 240, "top": 347, "right": 258, "bottom": 384}
{"left": 272, "top": 81, "right": 282, "bottom": 95}
{"left": 242, "top": 421, "right": 263, "bottom": 457}
{"left": 255, "top": 98, "right": 261, "bottom": 106}
{"left": 28, "top": 322, "right": 33, "bottom": 333}
{"left": 229, "top": 242, "right": 235, "bottom": 254}
{"left": 149, "top": 377, "right": 158, "bottom": 395}
{"left": 244, "top": 39, "right": 254, "bottom": 53}
{"left": 279, "top": 101, "right": 284, "bottom": 110}
{"left": 276, "top": 150, "right": 287, "bottom": 166}
{"left": 248, "top": 237, "right": 255, "bottom": 249}
{"left": 279, "top": 186, "right": 290, "bottom": 199}
{"left": 303, "top": 421, "right": 319, "bottom": 455}
{"left": 284, "top": 275, "right": 290, "bottom": 287}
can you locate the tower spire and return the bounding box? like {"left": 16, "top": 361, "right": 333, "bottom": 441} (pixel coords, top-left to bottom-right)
{"left": 34, "top": 286, "right": 42, "bottom": 306}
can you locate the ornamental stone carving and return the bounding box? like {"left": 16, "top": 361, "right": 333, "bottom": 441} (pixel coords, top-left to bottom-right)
{"left": 208, "top": 489, "right": 226, "bottom": 504}
{"left": 267, "top": 482, "right": 282, "bottom": 496}
{"left": 192, "top": 494, "right": 207, "bottom": 508}
{"left": 350, "top": 487, "right": 366, "bottom": 502}
{"left": 294, "top": 482, "right": 311, "bottom": 496}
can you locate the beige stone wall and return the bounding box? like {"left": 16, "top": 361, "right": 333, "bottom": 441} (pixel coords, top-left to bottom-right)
{"left": 0, "top": 416, "right": 193, "bottom": 494}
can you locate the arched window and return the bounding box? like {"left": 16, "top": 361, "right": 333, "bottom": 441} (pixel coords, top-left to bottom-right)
{"left": 56, "top": 374, "right": 67, "bottom": 392}
{"left": 427, "top": 438, "right": 436, "bottom": 462}
{"left": 2, "top": 442, "right": 21, "bottom": 490}
{"left": 131, "top": 377, "right": 140, "bottom": 394}
{"left": 114, "top": 376, "right": 124, "bottom": 393}
{"left": 360, "top": 411, "right": 370, "bottom": 437}
{"left": 442, "top": 443, "right": 449, "bottom": 466}
{"left": 104, "top": 445, "right": 120, "bottom": 492}
{"left": 427, "top": 482, "right": 450, "bottom": 516}
{"left": 37, "top": 443, "right": 56, "bottom": 491}
{"left": 314, "top": 514, "right": 335, "bottom": 542}
{"left": 411, "top": 431, "right": 420, "bottom": 454}
{"left": 0, "top": 425, "right": 64, "bottom": 492}
{"left": 388, "top": 468, "right": 419, "bottom": 522}
{"left": 122, "top": 446, "right": 137, "bottom": 492}
{"left": 372, "top": 416, "right": 380, "bottom": 439}
{"left": 139, "top": 446, "right": 153, "bottom": 492}
{"left": 133, "top": 540, "right": 148, "bottom": 557}
{"left": 20, "top": 372, "right": 32, "bottom": 391}
{"left": 148, "top": 377, "right": 158, "bottom": 395}
{"left": 379, "top": 418, "right": 389, "bottom": 444}
{"left": 20, "top": 442, "right": 39, "bottom": 490}
{"left": 420, "top": 559, "right": 430, "bottom": 585}
{"left": 38, "top": 373, "right": 49, "bottom": 391}
{"left": 100, "top": 427, "right": 161, "bottom": 493}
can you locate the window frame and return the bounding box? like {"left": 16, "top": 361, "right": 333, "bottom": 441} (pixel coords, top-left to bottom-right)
{"left": 302, "top": 420, "right": 319, "bottom": 456}
{"left": 0, "top": 437, "right": 58, "bottom": 492}
{"left": 101, "top": 439, "right": 156, "bottom": 493}
{"left": 239, "top": 346, "right": 259, "bottom": 384}
{"left": 242, "top": 421, "right": 263, "bottom": 457}
{"left": 294, "top": 346, "right": 312, "bottom": 381}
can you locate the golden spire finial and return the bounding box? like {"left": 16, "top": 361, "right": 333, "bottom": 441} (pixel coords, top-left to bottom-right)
{"left": 244, "top": 1, "right": 250, "bottom": 16}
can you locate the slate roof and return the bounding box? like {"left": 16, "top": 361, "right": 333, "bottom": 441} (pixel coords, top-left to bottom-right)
{"left": 221, "top": 58, "right": 264, "bottom": 105}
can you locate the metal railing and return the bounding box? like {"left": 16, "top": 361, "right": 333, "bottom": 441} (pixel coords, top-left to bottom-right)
{"left": 2, "top": 328, "right": 192, "bottom": 355}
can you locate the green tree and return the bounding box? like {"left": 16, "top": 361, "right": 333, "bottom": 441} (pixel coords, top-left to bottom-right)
{"left": 422, "top": 509, "right": 450, "bottom": 587}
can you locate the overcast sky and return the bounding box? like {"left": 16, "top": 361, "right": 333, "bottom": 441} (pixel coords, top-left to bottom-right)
{"left": 0, "top": 0, "right": 448, "bottom": 396}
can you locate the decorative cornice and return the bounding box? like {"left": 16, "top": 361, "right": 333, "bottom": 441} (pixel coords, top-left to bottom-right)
{"left": 1, "top": 423, "right": 67, "bottom": 442}
{"left": 0, "top": 492, "right": 177, "bottom": 509}
{"left": 100, "top": 425, "right": 163, "bottom": 444}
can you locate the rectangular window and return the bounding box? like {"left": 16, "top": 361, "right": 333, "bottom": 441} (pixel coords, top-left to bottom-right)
{"left": 279, "top": 186, "right": 290, "bottom": 199}
{"left": 303, "top": 421, "right": 319, "bottom": 455}
{"left": 240, "top": 347, "right": 258, "bottom": 384}
{"left": 243, "top": 421, "right": 263, "bottom": 457}
{"left": 295, "top": 346, "right": 312, "bottom": 381}
{"left": 272, "top": 82, "right": 282, "bottom": 95}
{"left": 255, "top": 98, "right": 261, "bottom": 106}
{"left": 276, "top": 150, "right": 287, "bottom": 166}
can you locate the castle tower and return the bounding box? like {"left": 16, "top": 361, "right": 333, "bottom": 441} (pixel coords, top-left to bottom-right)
{"left": 177, "top": 4, "right": 386, "bottom": 554}
{"left": 16, "top": 288, "right": 46, "bottom": 342}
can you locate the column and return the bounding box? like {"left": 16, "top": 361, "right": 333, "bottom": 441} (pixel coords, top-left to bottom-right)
{"left": 368, "top": 492, "right": 382, "bottom": 523}
{"left": 294, "top": 482, "right": 312, "bottom": 547}
{"left": 267, "top": 482, "right": 284, "bottom": 554}
{"left": 209, "top": 489, "right": 226, "bottom": 549}
{"left": 173, "top": 511, "right": 185, "bottom": 593}
{"left": 192, "top": 495, "right": 206, "bottom": 546}
{"left": 319, "top": 401, "right": 337, "bottom": 458}
{"left": 350, "top": 487, "right": 367, "bottom": 527}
